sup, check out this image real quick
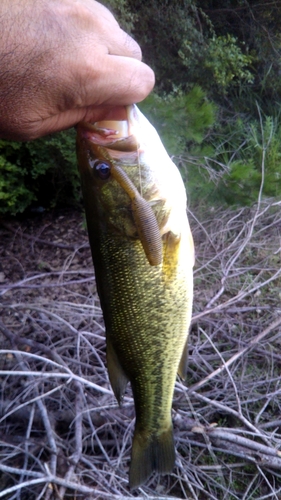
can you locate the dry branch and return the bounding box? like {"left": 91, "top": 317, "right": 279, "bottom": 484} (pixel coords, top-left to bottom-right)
{"left": 188, "top": 316, "right": 281, "bottom": 393}
{"left": 1, "top": 201, "right": 281, "bottom": 499}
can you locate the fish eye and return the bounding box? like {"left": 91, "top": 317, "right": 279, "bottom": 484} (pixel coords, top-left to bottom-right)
{"left": 91, "top": 160, "right": 111, "bottom": 180}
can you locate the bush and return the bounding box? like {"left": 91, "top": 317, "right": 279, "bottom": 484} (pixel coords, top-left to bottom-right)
{"left": 139, "top": 86, "right": 217, "bottom": 154}
{"left": 222, "top": 114, "right": 281, "bottom": 204}
{"left": 0, "top": 140, "right": 35, "bottom": 214}
{"left": 185, "top": 110, "right": 281, "bottom": 207}
{"left": 0, "top": 129, "right": 79, "bottom": 216}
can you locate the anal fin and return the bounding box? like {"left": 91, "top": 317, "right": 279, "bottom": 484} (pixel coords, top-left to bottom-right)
{"left": 177, "top": 337, "right": 189, "bottom": 380}
{"left": 106, "top": 337, "right": 129, "bottom": 405}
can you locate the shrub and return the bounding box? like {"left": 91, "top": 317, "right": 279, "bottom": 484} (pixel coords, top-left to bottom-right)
{"left": 0, "top": 130, "right": 79, "bottom": 216}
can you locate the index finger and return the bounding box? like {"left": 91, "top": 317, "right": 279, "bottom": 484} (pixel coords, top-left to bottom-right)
{"left": 108, "top": 30, "right": 142, "bottom": 61}
{"left": 79, "top": 0, "right": 143, "bottom": 60}
{"left": 81, "top": 53, "right": 155, "bottom": 106}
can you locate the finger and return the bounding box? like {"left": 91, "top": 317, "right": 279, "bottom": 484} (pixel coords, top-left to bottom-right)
{"left": 74, "top": 1, "right": 142, "bottom": 60}
{"left": 26, "top": 105, "right": 128, "bottom": 140}
{"left": 108, "top": 30, "right": 142, "bottom": 61}
{"left": 81, "top": 55, "right": 155, "bottom": 106}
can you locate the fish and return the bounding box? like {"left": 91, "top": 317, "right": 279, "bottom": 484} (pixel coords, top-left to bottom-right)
{"left": 76, "top": 105, "right": 194, "bottom": 489}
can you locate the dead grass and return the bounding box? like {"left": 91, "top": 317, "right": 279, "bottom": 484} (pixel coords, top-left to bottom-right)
{"left": 0, "top": 199, "right": 281, "bottom": 499}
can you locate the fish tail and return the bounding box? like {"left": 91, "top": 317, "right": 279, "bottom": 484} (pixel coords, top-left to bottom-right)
{"left": 129, "top": 426, "right": 175, "bottom": 489}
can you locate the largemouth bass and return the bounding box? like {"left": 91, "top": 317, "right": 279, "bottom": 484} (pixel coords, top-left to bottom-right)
{"left": 76, "top": 105, "right": 194, "bottom": 488}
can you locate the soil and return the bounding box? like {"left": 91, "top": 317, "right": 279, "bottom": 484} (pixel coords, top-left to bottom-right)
{"left": 0, "top": 208, "right": 92, "bottom": 297}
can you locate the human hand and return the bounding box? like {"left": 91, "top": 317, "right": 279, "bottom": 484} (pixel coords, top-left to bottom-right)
{"left": 0, "top": 0, "right": 154, "bottom": 141}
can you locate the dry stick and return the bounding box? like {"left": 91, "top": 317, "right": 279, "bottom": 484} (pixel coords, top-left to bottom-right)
{"left": 190, "top": 390, "right": 278, "bottom": 449}
{"left": 0, "top": 478, "right": 53, "bottom": 499}
{"left": 200, "top": 427, "right": 281, "bottom": 461}
{"left": 0, "top": 346, "right": 56, "bottom": 499}
{"left": 176, "top": 415, "right": 281, "bottom": 469}
{"left": 256, "top": 465, "right": 281, "bottom": 500}
{"left": 200, "top": 327, "right": 243, "bottom": 415}
{"left": 174, "top": 454, "right": 218, "bottom": 500}
{"left": 180, "top": 381, "right": 229, "bottom": 493}
{"left": 0, "top": 462, "right": 187, "bottom": 500}
{"left": 0, "top": 367, "right": 112, "bottom": 396}
{"left": 58, "top": 381, "right": 84, "bottom": 498}
{"left": 198, "top": 325, "right": 276, "bottom": 450}
{"left": 0, "top": 276, "right": 94, "bottom": 292}
{"left": 206, "top": 139, "right": 266, "bottom": 310}
{"left": 9, "top": 305, "right": 79, "bottom": 334}
{"left": 260, "top": 419, "right": 281, "bottom": 430}
{"left": 0, "top": 464, "right": 190, "bottom": 500}
{"left": 36, "top": 397, "right": 57, "bottom": 479}
{"left": 17, "top": 404, "right": 36, "bottom": 500}
{"left": 192, "top": 265, "right": 281, "bottom": 321}
{"left": 187, "top": 207, "right": 217, "bottom": 251}
{"left": 188, "top": 315, "right": 281, "bottom": 393}
{"left": 0, "top": 270, "right": 93, "bottom": 295}
{"left": 204, "top": 119, "right": 270, "bottom": 312}
{"left": 0, "top": 321, "right": 68, "bottom": 368}
{"left": 242, "top": 474, "right": 260, "bottom": 500}
{"left": 35, "top": 397, "right": 58, "bottom": 500}
{"left": 0, "top": 349, "right": 112, "bottom": 408}
{"left": 0, "top": 473, "right": 97, "bottom": 498}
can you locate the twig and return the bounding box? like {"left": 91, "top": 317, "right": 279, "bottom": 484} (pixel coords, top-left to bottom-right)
{"left": 0, "top": 221, "right": 89, "bottom": 251}
{"left": 58, "top": 381, "right": 84, "bottom": 498}
{"left": 188, "top": 316, "right": 281, "bottom": 393}
{"left": 0, "top": 321, "right": 68, "bottom": 367}
{"left": 36, "top": 398, "right": 57, "bottom": 476}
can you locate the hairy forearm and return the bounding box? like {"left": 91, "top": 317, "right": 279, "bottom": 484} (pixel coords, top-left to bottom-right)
{"left": 0, "top": 0, "right": 62, "bottom": 137}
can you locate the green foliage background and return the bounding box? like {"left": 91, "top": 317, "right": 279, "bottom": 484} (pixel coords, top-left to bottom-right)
{"left": 1, "top": 0, "right": 281, "bottom": 215}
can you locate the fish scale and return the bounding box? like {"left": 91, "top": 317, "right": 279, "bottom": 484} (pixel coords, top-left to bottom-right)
{"left": 76, "top": 104, "right": 194, "bottom": 488}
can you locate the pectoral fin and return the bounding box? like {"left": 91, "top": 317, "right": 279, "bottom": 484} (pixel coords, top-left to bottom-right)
{"left": 107, "top": 337, "right": 129, "bottom": 404}
{"left": 161, "top": 231, "right": 181, "bottom": 282}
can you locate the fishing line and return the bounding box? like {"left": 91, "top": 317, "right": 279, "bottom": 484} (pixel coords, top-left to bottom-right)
{"left": 137, "top": 142, "right": 142, "bottom": 197}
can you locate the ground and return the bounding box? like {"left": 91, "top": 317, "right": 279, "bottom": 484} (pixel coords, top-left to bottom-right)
{"left": 0, "top": 203, "right": 281, "bottom": 499}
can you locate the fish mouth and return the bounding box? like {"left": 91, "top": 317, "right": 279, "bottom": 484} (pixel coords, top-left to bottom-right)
{"left": 77, "top": 105, "right": 139, "bottom": 151}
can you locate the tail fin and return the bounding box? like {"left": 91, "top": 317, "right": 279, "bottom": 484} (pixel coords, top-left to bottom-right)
{"left": 129, "top": 426, "right": 175, "bottom": 489}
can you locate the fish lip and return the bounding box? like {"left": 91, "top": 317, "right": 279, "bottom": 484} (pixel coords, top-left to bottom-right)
{"left": 77, "top": 105, "right": 139, "bottom": 151}
{"left": 78, "top": 105, "right": 135, "bottom": 137}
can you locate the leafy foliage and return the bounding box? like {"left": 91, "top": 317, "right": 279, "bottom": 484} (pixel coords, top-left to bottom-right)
{"left": 0, "top": 130, "right": 79, "bottom": 215}
{"left": 121, "top": 0, "right": 255, "bottom": 96}
{"left": 204, "top": 34, "right": 254, "bottom": 90}
{"left": 103, "top": 0, "right": 136, "bottom": 32}
{"left": 200, "top": 0, "right": 281, "bottom": 101}
{"left": 187, "top": 111, "right": 281, "bottom": 206}
{"left": 139, "top": 86, "right": 217, "bottom": 154}
{"left": 1, "top": 0, "right": 281, "bottom": 215}
{"left": 140, "top": 87, "right": 219, "bottom": 206}
{"left": 221, "top": 114, "right": 281, "bottom": 204}
{"left": 0, "top": 140, "right": 35, "bottom": 214}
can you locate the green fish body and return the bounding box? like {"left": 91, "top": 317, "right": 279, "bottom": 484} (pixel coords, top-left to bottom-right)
{"left": 76, "top": 105, "right": 194, "bottom": 488}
